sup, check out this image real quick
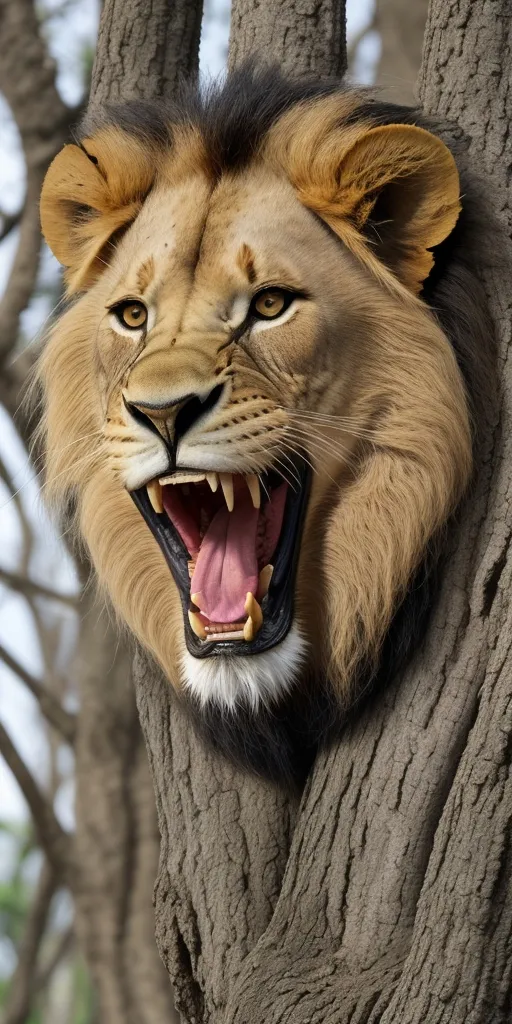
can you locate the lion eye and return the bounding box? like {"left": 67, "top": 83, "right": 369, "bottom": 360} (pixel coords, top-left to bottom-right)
{"left": 251, "top": 289, "right": 293, "bottom": 320}
{"left": 112, "top": 300, "right": 148, "bottom": 330}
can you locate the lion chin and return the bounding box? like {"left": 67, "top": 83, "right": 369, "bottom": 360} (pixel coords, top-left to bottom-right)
{"left": 181, "top": 624, "right": 307, "bottom": 711}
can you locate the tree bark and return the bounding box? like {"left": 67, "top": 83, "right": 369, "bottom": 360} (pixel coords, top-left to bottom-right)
{"left": 91, "top": 0, "right": 204, "bottom": 108}
{"left": 101, "top": 0, "right": 511, "bottom": 1021}
{"left": 72, "top": 609, "right": 178, "bottom": 1024}
{"left": 228, "top": 0, "right": 346, "bottom": 79}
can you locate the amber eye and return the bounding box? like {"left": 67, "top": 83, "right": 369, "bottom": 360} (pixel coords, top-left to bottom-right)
{"left": 112, "top": 300, "right": 148, "bottom": 330}
{"left": 251, "top": 288, "right": 293, "bottom": 320}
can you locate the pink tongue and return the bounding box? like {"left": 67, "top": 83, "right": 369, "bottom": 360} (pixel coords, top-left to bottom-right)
{"left": 191, "top": 492, "right": 259, "bottom": 623}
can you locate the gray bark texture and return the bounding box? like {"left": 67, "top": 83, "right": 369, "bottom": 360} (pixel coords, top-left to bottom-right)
{"left": 71, "top": 606, "right": 179, "bottom": 1024}
{"left": 228, "top": 0, "right": 346, "bottom": 79}
{"left": 91, "top": 0, "right": 203, "bottom": 108}
{"left": 92, "top": 0, "right": 512, "bottom": 1021}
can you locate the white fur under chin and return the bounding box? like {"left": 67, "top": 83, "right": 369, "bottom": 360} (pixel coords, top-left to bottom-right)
{"left": 181, "top": 624, "right": 307, "bottom": 711}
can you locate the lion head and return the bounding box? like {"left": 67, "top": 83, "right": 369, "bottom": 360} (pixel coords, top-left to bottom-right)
{"left": 38, "top": 66, "right": 474, "bottom": 778}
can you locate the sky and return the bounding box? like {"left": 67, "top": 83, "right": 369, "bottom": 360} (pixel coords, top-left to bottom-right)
{"left": 0, "top": 0, "right": 377, "bottom": 827}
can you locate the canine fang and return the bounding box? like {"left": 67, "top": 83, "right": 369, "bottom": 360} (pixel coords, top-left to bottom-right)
{"left": 188, "top": 609, "right": 206, "bottom": 639}
{"left": 258, "top": 564, "right": 273, "bottom": 598}
{"left": 220, "top": 473, "right": 234, "bottom": 511}
{"left": 146, "top": 479, "right": 163, "bottom": 514}
{"left": 245, "top": 474, "right": 261, "bottom": 509}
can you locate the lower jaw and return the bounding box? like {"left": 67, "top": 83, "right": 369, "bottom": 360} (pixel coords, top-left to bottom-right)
{"left": 180, "top": 622, "right": 308, "bottom": 710}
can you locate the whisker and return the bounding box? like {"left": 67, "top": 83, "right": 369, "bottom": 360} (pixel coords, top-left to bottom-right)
{"left": 284, "top": 426, "right": 357, "bottom": 464}
{"left": 279, "top": 406, "right": 380, "bottom": 439}
{"left": 282, "top": 438, "right": 344, "bottom": 491}
{"left": 289, "top": 412, "right": 379, "bottom": 440}
{"left": 28, "top": 429, "right": 104, "bottom": 470}
{"left": 272, "top": 451, "right": 301, "bottom": 491}
{"left": 277, "top": 440, "right": 319, "bottom": 479}
{"left": 269, "top": 455, "right": 300, "bottom": 492}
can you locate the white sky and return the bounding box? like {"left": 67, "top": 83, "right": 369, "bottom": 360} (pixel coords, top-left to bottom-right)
{"left": 0, "top": 0, "right": 376, "bottom": 826}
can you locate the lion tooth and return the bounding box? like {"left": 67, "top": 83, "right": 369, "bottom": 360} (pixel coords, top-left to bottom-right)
{"left": 245, "top": 474, "right": 261, "bottom": 509}
{"left": 147, "top": 479, "right": 163, "bottom": 514}
{"left": 206, "top": 472, "right": 219, "bottom": 492}
{"left": 159, "top": 472, "right": 205, "bottom": 485}
{"left": 243, "top": 616, "right": 255, "bottom": 642}
{"left": 191, "top": 592, "right": 202, "bottom": 608}
{"left": 220, "top": 473, "right": 234, "bottom": 511}
{"left": 188, "top": 610, "right": 206, "bottom": 639}
{"left": 258, "top": 564, "right": 274, "bottom": 599}
{"left": 244, "top": 592, "right": 263, "bottom": 641}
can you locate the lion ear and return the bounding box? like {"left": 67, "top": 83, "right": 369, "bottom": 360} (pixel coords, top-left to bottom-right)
{"left": 40, "top": 128, "right": 157, "bottom": 292}
{"left": 297, "top": 123, "right": 461, "bottom": 294}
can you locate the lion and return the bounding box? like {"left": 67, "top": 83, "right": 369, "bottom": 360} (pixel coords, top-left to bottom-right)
{"left": 37, "top": 64, "right": 489, "bottom": 782}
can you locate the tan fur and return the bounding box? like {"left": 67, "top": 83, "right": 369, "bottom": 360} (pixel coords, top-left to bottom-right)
{"left": 37, "top": 95, "right": 472, "bottom": 705}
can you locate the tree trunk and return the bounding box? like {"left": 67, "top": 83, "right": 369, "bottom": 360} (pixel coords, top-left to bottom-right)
{"left": 91, "top": 0, "right": 203, "bottom": 107}
{"left": 228, "top": 0, "right": 346, "bottom": 79}
{"left": 98, "top": 0, "right": 511, "bottom": 1021}
{"left": 374, "top": 0, "right": 429, "bottom": 105}
{"left": 72, "top": 610, "right": 178, "bottom": 1024}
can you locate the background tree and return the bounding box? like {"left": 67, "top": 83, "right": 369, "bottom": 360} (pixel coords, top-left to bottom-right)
{"left": 349, "top": 0, "right": 429, "bottom": 105}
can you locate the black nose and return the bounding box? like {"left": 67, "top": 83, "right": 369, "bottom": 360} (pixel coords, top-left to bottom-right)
{"left": 173, "top": 383, "right": 224, "bottom": 445}
{"left": 124, "top": 382, "right": 225, "bottom": 459}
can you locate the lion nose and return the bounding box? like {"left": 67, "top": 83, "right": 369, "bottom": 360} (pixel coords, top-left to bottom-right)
{"left": 124, "top": 382, "right": 225, "bottom": 455}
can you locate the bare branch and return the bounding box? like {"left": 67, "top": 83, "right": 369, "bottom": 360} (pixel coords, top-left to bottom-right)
{"left": 0, "top": 861, "right": 57, "bottom": 1024}
{"left": 0, "top": 718, "right": 74, "bottom": 878}
{"left": 0, "top": 453, "right": 33, "bottom": 573}
{"left": 0, "top": 0, "right": 75, "bottom": 365}
{"left": 0, "top": 567, "right": 79, "bottom": 609}
{"left": 35, "top": 926, "right": 75, "bottom": 995}
{"left": 0, "top": 641, "right": 76, "bottom": 744}
{"left": 0, "top": 205, "right": 22, "bottom": 243}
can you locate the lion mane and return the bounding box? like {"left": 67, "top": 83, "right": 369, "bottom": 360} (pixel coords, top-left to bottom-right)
{"left": 37, "top": 64, "right": 491, "bottom": 783}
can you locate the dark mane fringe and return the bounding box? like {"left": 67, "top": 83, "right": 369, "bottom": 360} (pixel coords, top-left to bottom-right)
{"left": 85, "top": 63, "right": 495, "bottom": 785}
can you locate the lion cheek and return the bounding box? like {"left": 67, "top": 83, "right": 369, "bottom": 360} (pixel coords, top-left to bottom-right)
{"left": 79, "top": 471, "right": 184, "bottom": 689}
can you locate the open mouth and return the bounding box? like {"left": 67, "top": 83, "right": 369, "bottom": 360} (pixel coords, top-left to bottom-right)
{"left": 130, "top": 460, "right": 310, "bottom": 658}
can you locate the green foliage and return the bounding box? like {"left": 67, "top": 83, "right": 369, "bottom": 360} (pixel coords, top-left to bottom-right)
{"left": 0, "top": 821, "right": 95, "bottom": 1021}
{"left": 0, "top": 819, "right": 38, "bottom": 946}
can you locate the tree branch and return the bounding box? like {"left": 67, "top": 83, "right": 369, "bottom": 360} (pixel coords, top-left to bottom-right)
{"left": 0, "top": 567, "right": 79, "bottom": 609}
{"left": 0, "top": 861, "right": 57, "bottom": 1024}
{"left": 0, "top": 205, "right": 22, "bottom": 243}
{"left": 0, "top": 0, "right": 75, "bottom": 365}
{"left": 34, "top": 925, "right": 75, "bottom": 996}
{"left": 0, "top": 641, "right": 76, "bottom": 744}
{"left": 0, "top": 718, "right": 74, "bottom": 878}
{"left": 0, "top": 453, "right": 33, "bottom": 574}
